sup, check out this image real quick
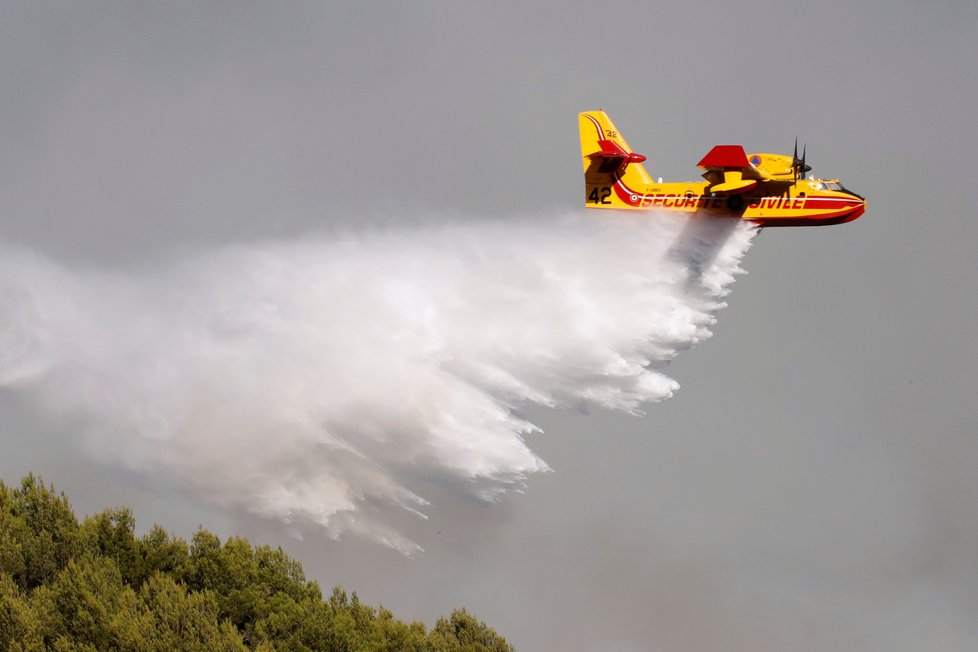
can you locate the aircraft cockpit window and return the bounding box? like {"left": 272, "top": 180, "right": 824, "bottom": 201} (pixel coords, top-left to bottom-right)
{"left": 825, "top": 182, "right": 842, "bottom": 191}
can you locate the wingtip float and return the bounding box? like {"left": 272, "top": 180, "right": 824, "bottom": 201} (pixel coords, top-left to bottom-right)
{"left": 579, "top": 110, "right": 865, "bottom": 227}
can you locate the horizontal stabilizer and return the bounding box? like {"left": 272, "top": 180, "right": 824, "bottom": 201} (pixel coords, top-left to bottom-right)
{"left": 588, "top": 139, "right": 647, "bottom": 174}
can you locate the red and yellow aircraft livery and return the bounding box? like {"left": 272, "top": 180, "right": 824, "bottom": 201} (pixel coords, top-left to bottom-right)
{"left": 579, "top": 110, "right": 865, "bottom": 227}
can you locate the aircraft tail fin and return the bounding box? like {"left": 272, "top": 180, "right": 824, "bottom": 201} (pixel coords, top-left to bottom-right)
{"left": 578, "top": 111, "right": 653, "bottom": 209}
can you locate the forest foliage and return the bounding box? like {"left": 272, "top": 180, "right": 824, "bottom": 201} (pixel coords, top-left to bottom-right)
{"left": 0, "top": 474, "right": 513, "bottom": 651}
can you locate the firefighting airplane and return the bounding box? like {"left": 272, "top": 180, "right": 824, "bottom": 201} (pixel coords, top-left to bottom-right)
{"left": 579, "top": 110, "right": 865, "bottom": 226}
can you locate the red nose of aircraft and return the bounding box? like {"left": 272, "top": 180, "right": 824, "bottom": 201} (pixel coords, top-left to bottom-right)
{"left": 842, "top": 190, "right": 866, "bottom": 223}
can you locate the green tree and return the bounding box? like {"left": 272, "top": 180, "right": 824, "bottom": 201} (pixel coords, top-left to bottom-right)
{"left": 112, "top": 573, "right": 245, "bottom": 651}
{"left": 79, "top": 508, "right": 140, "bottom": 584}
{"left": 0, "top": 474, "right": 81, "bottom": 590}
{"left": 0, "top": 475, "right": 513, "bottom": 651}
{"left": 28, "top": 556, "right": 129, "bottom": 649}
{"left": 133, "top": 524, "right": 191, "bottom": 587}
{"left": 0, "top": 572, "right": 42, "bottom": 651}
{"left": 429, "top": 610, "right": 514, "bottom": 652}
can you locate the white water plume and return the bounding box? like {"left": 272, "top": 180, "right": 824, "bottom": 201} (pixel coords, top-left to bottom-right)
{"left": 0, "top": 212, "right": 756, "bottom": 553}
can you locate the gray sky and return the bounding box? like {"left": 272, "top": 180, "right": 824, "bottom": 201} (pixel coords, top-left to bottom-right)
{"left": 2, "top": 1, "right": 977, "bottom": 650}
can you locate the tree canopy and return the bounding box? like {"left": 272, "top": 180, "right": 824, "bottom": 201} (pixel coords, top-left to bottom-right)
{"left": 0, "top": 474, "right": 513, "bottom": 651}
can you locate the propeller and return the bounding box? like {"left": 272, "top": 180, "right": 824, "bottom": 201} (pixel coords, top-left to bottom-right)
{"left": 792, "top": 138, "right": 812, "bottom": 180}
{"left": 793, "top": 139, "right": 798, "bottom": 181}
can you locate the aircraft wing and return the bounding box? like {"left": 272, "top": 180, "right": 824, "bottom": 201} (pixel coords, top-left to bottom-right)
{"left": 697, "top": 145, "right": 773, "bottom": 193}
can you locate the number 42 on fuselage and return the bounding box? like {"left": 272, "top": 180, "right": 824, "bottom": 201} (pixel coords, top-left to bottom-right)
{"left": 579, "top": 110, "right": 865, "bottom": 227}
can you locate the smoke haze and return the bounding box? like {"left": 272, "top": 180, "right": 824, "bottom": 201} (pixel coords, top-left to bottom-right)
{"left": 0, "top": 212, "right": 755, "bottom": 552}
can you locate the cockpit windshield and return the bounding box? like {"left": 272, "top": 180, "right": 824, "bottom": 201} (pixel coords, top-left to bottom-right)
{"left": 813, "top": 181, "right": 842, "bottom": 191}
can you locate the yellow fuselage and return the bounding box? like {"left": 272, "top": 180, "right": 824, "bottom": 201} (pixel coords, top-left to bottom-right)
{"left": 591, "top": 177, "right": 865, "bottom": 227}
